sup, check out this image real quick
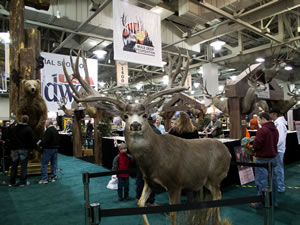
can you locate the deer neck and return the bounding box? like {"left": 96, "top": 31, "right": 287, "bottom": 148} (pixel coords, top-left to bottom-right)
{"left": 125, "top": 123, "right": 157, "bottom": 161}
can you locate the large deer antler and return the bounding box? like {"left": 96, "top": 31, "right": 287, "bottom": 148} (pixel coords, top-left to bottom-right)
{"left": 57, "top": 96, "right": 73, "bottom": 117}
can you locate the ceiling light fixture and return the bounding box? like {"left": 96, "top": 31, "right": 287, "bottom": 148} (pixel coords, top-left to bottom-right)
{"left": 256, "top": 57, "right": 265, "bottom": 63}
{"left": 210, "top": 40, "right": 225, "bottom": 51}
{"left": 193, "top": 82, "right": 200, "bottom": 88}
{"left": 93, "top": 50, "right": 107, "bottom": 59}
{"left": 98, "top": 81, "right": 106, "bottom": 88}
{"left": 162, "top": 75, "right": 169, "bottom": 85}
{"left": 284, "top": 65, "right": 293, "bottom": 71}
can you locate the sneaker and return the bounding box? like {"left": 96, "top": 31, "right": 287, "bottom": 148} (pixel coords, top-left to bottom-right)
{"left": 250, "top": 203, "right": 264, "bottom": 209}
{"left": 49, "top": 177, "right": 57, "bottom": 182}
{"left": 38, "top": 180, "right": 48, "bottom": 184}
{"left": 19, "top": 181, "right": 30, "bottom": 187}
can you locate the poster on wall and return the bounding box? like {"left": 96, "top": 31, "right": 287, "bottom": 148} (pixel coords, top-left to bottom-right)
{"left": 234, "top": 146, "right": 255, "bottom": 185}
{"left": 113, "top": 0, "right": 162, "bottom": 67}
{"left": 40, "top": 52, "right": 98, "bottom": 112}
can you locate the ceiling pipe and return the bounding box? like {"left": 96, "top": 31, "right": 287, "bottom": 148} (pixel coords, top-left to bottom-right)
{"left": 52, "top": 0, "right": 112, "bottom": 53}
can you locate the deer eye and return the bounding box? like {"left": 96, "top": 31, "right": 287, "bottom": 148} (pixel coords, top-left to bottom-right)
{"left": 124, "top": 114, "right": 128, "bottom": 120}
{"left": 143, "top": 113, "right": 148, "bottom": 119}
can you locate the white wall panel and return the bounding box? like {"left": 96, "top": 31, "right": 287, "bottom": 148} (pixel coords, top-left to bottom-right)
{"left": 0, "top": 97, "right": 9, "bottom": 120}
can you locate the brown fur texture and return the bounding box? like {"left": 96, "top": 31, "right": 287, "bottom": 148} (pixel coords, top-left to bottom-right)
{"left": 16, "top": 79, "right": 48, "bottom": 140}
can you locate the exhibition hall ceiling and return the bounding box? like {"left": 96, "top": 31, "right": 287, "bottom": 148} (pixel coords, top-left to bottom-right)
{"left": 0, "top": 0, "right": 300, "bottom": 99}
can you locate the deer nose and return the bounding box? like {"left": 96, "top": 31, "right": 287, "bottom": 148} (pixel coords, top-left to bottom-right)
{"left": 130, "top": 121, "right": 142, "bottom": 131}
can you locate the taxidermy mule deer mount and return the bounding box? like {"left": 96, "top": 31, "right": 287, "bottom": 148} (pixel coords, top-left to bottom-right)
{"left": 57, "top": 96, "right": 73, "bottom": 117}
{"left": 63, "top": 51, "right": 231, "bottom": 225}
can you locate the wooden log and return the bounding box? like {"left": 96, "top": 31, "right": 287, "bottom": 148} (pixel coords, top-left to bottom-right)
{"left": 25, "top": 28, "right": 41, "bottom": 80}
{"left": 20, "top": 48, "right": 34, "bottom": 80}
{"left": 228, "top": 98, "right": 243, "bottom": 139}
{"left": 94, "top": 109, "right": 104, "bottom": 165}
{"left": 73, "top": 110, "right": 85, "bottom": 157}
{"left": 24, "top": 0, "right": 50, "bottom": 10}
{"left": 9, "top": 0, "right": 25, "bottom": 116}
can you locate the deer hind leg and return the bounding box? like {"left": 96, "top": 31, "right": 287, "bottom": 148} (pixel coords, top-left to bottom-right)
{"left": 204, "top": 183, "right": 222, "bottom": 225}
{"left": 137, "top": 182, "right": 152, "bottom": 225}
{"left": 168, "top": 189, "right": 182, "bottom": 225}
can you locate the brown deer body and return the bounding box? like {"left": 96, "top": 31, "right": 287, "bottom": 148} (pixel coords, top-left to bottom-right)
{"left": 63, "top": 51, "right": 231, "bottom": 225}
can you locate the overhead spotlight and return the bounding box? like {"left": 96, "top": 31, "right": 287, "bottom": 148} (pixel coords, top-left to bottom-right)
{"left": 136, "top": 83, "right": 143, "bottom": 91}
{"left": 162, "top": 61, "right": 167, "bottom": 66}
{"left": 190, "top": 90, "right": 195, "bottom": 95}
{"left": 210, "top": 40, "right": 225, "bottom": 51}
{"left": 93, "top": 50, "right": 107, "bottom": 59}
{"left": 134, "top": 99, "right": 139, "bottom": 104}
{"left": 162, "top": 75, "right": 169, "bottom": 85}
{"left": 284, "top": 65, "right": 293, "bottom": 71}
{"left": 126, "top": 95, "right": 132, "bottom": 100}
{"left": 230, "top": 76, "right": 237, "bottom": 80}
{"left": 98, "top": 81, "right": 106, "bottom": 88}
{"left": 56, "top": 9, "right": 61, "bottom": 18}
{"left": 256, "top": 57, "right": 265, "bottom": 63}
{"left": 193, "top": 82, "right": 200, "bottom": 88}
{"left": 218, "top": 85, "right": 224, "bottom": 91}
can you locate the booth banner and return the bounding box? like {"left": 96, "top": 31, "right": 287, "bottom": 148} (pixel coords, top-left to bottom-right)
{"left": 234, "top": 146, "right": 255, "bottom": 185}
{"left": 116, "top": 61, "right": 128, "bottom": 87}
{"left": 296, "top": 121, "right": 300, "bottom": 144}
{"left": 113, "top": 0, "right": 162, "bottom": 67}
{"left": 40, "top": 52, "right": 98, "bottom": 112}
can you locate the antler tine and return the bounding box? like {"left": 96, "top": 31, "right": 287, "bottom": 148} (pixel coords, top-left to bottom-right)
{"left": 81, "top": 51, "right": 91, "bottom": 86}
{"left": 62, "top": 58, "right": 81, "bottom": 98}
{"left": 70, "top": 50, "right": 98, "bottom": 96}
{"left": 76, "top": 95, "right": 126, "bottom": 112}
{"left": 143, "top": 86, "right": 187, "bottom": 106}
{"left": 70, "top": 49, "right": 76, "bottom": 72}
{"left": 168, "top": 49, "right": 182, "bottom": 88}
{"left": 201, "top": 81, "right": 212, "bottom": 98}
{"left": 180, "top": 50, "right": 190, "bottom": 87}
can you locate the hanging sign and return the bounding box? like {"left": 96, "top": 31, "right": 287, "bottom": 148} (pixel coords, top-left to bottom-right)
{"left": 116, "top": 61, "right": 128, "bottom": 87}
{"left": 113, "top": 0, "right": 162, "bottom": 67}
{"left": 40, "top": 52, "right": 98, "bottom": 112}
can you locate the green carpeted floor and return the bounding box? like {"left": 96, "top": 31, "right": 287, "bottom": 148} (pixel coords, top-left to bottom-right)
{"left": 0, "top": 154, "right": 299, "bottom": 225}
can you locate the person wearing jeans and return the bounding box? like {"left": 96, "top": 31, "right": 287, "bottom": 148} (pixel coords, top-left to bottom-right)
{"left": 9, "top": 115, "right": 35, "bottom": 187}
{"left": 270, "top": 108, "right": 287, "bottom": 193}
{"left": 39, "top": 120, "right": 60, "bottom": 184}
{"left": 252, "top": 112, "right": 279, "bottom": 209}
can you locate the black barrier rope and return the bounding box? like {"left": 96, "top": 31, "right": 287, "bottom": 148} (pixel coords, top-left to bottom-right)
{"left": 84, "top": 162, "right": 269, "bottom": 179}
{"left": 100, "top": 195, "right": 263, "bottom": 217}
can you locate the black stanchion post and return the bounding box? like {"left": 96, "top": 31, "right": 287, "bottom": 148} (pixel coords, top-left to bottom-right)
{"left": 90, "top": 203, "right": 101, "bottom": 225}
{"left": 83, "top": 172, "right": 91, "bottom": 225}
{"left": 263, "top": 162, "right": 274, "bottom": 225}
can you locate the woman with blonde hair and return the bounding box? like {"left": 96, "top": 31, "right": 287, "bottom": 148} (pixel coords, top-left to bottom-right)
{"left": 169, "top": 112, "right": 199, "bottom": 139}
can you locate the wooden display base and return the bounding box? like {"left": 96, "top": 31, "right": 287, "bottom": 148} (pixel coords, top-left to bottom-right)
{"left": 8, "top": 162, "right": 51, "bottom": 176}
{"left": 82, "top": 148, "right": 94, "bottom": 157}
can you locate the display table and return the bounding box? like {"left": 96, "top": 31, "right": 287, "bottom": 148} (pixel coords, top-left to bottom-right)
{"left": 58, "top": 132, "right": 73, "bottom": 156}
{"left": 102, "top": 136, "right": 125, "bottom": 169}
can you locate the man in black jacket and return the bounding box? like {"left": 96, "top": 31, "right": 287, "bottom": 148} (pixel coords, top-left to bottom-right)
{"left": 38, "top": 119, "right": 60, "bottom": 184}
{"left": 9, "top": 115, "right": 35, "bottom": 187}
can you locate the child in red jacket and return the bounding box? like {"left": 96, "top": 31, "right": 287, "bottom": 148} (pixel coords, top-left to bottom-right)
{"left": 112, "top": 143, "right": 133, "bottom": 201}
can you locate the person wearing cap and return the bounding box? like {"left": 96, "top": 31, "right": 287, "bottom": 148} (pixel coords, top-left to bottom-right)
{"left": 270, "top": 108, "right": 287, "bottom": 193}
{"left": 251, "top": 112, "right": 279, "bottom": 209}
{"left": 203, "top": 114, "right": 223, "bottom": 138}
{"left": 112, "top": 143, "right": 134, "bottom": 201}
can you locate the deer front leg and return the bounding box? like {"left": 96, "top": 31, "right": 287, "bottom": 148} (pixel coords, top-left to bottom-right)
{"left": 137, "top": 182, "right": 152, "bottom": 225}
{"left": 168, "top": 189, "right": 182, "bottom": 225}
